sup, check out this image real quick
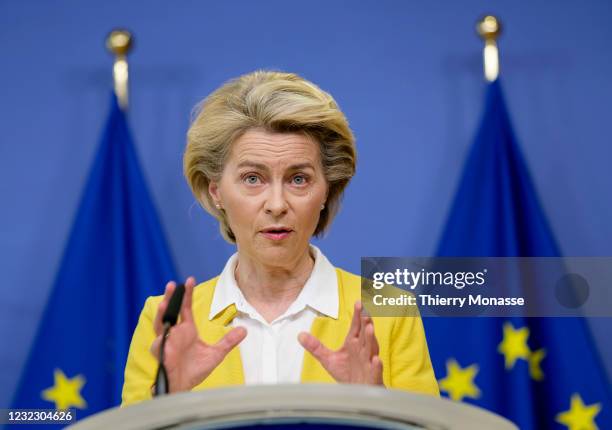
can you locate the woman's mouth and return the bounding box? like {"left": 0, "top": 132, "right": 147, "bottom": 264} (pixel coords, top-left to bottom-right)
{"left": 261, "top": 229, "right": 293, "bottom": 241}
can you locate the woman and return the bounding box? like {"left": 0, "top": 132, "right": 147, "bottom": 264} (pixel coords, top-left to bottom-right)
{"left": 122, "top": 70, "right": 439, "bottom": 406}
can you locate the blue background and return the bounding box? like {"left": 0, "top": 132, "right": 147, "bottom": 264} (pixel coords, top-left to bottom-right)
{"left": 1, "top": 0, "right": 610, "bottom": 407}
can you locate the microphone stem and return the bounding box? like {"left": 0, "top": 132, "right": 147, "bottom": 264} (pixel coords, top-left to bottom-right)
{"left": 154, "top": 323, "right": 171, "bottom": 396}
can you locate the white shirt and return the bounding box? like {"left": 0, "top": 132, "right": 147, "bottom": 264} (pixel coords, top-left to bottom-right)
{"left": 209, "top": 244, "right": 339, "bottom": 384}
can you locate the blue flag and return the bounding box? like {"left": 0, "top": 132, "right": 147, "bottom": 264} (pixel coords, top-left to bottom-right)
{"left": 11, "top": 94, "right": 177, "bottom": 423}
{"left": 424, "top": 80, "right": 612, "bottom": 429}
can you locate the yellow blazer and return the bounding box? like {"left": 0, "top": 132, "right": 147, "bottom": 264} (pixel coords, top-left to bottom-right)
{"left": 121, "top": 267, "right": 439, "bottom": 406}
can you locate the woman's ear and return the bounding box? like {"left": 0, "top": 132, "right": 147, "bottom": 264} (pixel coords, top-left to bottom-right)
{"left": 208, "top": 181, "right": 221, "bottom": 205}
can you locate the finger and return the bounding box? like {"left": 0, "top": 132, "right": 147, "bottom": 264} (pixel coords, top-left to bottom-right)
{"left": 359, "top": 314, "right": 371, "bottom": 348}
{"left": 150, "top": 334, "right": 163, "bottom": 360}
{"left": 213, "top": 326, "right": 247, "bottom": 358}
{"left": 363, "top": 322, "right": 376, "bottom": 357}
{"left": 180, "top": 277, "right": 196, "bottom": 323}
{"left": 360, "top": 302, "right": 371, "bottom": 318}
{"left": 347, "top": 301, "right": 362, "bottom": 339}
{"left": 371, "top": 355, "right": 384, "bottom": 385}
{"left": 369, "top": 320, "right": 380, "bottom": 356}
{"left": 298, "top": 332, "right": 333, "bottom": 368}
{"left": 153, "top": 281, "right": 176, "bottom": 336}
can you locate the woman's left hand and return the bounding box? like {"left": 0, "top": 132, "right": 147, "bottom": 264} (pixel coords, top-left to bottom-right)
{"left": 298, "top": 301, "right": 383, "bottom": 385}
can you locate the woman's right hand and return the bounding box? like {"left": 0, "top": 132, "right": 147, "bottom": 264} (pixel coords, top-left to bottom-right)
{"left": 150, "top": 277, "right": 247, "bottom": 393}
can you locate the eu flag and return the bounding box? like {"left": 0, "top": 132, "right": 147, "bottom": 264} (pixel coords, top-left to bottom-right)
{"left": 11, "top": 94, "right": 177, "bottom": 423}
{"left": 424, "top": 80, "right": 612, "bottom": 429}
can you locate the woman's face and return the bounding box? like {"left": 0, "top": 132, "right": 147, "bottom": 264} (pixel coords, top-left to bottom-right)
{"left": 209, "top": 128, "right": 328, "bottom": 268}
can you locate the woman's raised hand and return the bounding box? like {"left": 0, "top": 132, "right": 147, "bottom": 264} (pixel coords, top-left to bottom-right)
{"left": 150, "top": 277, "right": 247, "bottom": 393}
{"left": 298, "top": 301, "right": 383, "bottom": 385}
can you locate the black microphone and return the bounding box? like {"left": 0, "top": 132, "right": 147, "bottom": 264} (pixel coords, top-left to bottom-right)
{"left": 154, "top": 283, "right": 185, "bottom": 396}
{"left": 162, "top": 283, "right": 186, "bottom": 326}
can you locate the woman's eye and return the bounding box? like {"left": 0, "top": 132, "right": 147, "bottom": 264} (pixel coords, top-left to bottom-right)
{"left": 292, "top": 175, "right": 308, "bottom": 185}
{"left": 244, "top": 175, "right": 260, "bottom": 185}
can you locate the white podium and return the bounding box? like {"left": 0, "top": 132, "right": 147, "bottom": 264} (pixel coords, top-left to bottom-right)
{"left": 68, "top": 384, "right": 517, "bottom": 430}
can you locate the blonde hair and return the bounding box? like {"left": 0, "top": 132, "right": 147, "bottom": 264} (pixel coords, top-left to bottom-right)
{"left": 184, "top": 70, "right": 356, "bottom": 243}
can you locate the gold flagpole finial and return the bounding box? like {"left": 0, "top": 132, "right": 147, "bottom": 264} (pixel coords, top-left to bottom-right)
{"left": 476, "top": 15, "right": 502, "bottom": 82}
{"left": 106, "top": 29, "right": 133, "bottom": 110}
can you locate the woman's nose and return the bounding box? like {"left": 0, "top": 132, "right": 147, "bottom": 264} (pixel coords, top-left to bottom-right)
{"left": 263, "top": 183, "right": 289, "bottom": 216}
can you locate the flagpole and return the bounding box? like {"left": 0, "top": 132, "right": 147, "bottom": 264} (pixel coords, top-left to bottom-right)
{"left": 106, "top": 29, "right": 133, "bottom": 110}
{"left": 476, "top": 15, "right": 502, "bottom": 82}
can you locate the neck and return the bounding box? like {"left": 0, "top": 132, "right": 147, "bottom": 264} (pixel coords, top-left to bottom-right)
{"left": 234, "top": 246, "right": 315, "bottom": 321}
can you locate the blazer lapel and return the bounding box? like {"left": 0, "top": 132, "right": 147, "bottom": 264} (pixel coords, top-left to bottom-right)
{"left": 193, "top": 301, "right": 246, "bottom": 389}
{"left": 301, "top": 315, "right": 350, "bottom": 383}
{"left": 301, "top": 268, "right": 352, "bottom": 384}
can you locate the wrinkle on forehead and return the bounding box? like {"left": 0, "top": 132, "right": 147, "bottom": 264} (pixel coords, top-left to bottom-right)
{"left": 230, "top": 129, "right": 322, "bottom": 168}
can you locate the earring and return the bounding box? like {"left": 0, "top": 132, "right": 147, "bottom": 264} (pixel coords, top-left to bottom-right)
{"left": 215, "top": 203, "right": 222, "bottom": 209}
{"left": 321, "top": 203, "right": 325, "bottom": 210}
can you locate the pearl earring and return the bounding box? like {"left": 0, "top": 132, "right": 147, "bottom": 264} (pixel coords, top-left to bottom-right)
{"left": 321, "top": 204, "right": 325, "bottom": 210}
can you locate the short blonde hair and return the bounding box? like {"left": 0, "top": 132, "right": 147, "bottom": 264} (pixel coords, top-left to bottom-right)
{"left": 184, "top": 70, "right": 356, "bottom": 243}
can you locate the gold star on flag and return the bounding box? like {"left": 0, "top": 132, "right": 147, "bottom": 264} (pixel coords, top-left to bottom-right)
{"left": 41, "top": 368, "right": 87, "bottom": 410}
{"left": 556, "top": 393, "right": 601, "bottom": 430}
{"left": 438, "top": 358, "right": 481, "bottom": 402}
{"left": 528, "top": 348, "right": 546, "bottom": 381}
{"left": 498, "top": 321, "right": 530, "bottom": 369}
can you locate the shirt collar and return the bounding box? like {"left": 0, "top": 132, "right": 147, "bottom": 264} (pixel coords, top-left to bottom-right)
{"left": 209, "top": 244, "right": 339, "bottom": 321}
